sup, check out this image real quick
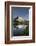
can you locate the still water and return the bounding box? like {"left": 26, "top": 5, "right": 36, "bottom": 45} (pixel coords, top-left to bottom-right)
{"left": 12, "top": 25, "right": 28, "bottom": 36}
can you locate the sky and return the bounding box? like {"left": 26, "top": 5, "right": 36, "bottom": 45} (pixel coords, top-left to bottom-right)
{"left": 11, "top": 7, "right": 30, "bottom": 20}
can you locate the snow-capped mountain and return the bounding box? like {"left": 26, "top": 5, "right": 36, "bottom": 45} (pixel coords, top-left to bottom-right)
{"left": 14, "top": 16, "right": 24, "bottom": 22}
{"left": 13, "top": 16, "right": 29, "bottom": 25}
{"left": 16, "top": 16, "right": 24, "bottom": 22}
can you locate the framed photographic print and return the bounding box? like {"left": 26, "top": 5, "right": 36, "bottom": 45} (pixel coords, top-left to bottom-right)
{"left": 5, "top": 1, "right": 35, "bottom": 44}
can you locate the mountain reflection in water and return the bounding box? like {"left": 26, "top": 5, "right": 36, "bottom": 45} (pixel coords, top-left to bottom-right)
{"left": 13, "top": 25, "right": 28, "bottom": 36}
